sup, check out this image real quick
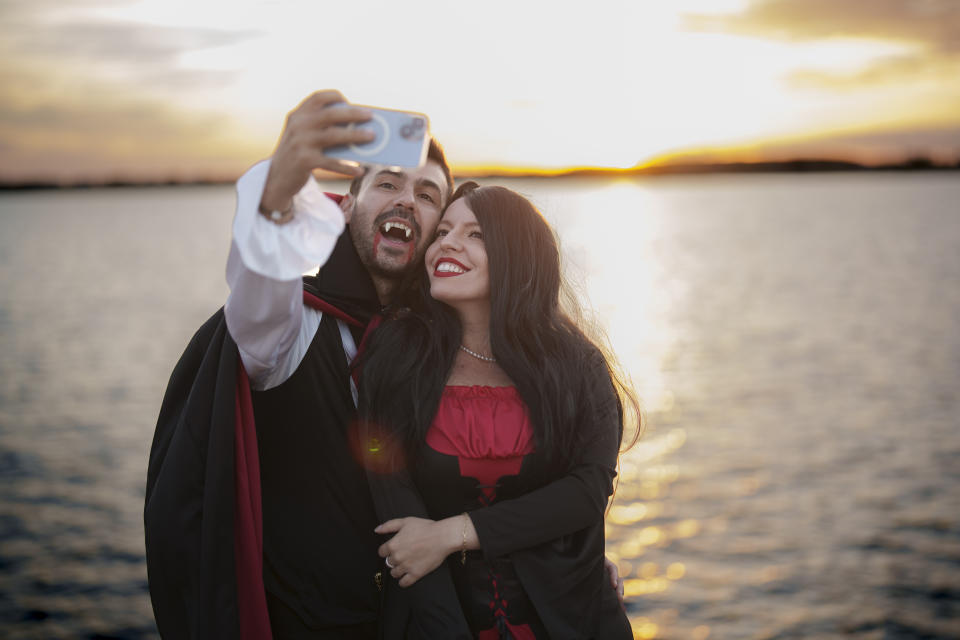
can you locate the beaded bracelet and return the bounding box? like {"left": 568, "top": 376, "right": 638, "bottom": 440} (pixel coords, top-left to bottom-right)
{"left": 258, "top": 201, "right": 294, "bottom": 225}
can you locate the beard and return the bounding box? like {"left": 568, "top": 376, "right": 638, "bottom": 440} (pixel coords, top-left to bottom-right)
{"left": 348, "top": 205, "right": 425, "bottom": 280}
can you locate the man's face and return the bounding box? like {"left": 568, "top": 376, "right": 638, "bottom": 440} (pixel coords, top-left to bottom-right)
{"left": 341, "top": 160, "right": 448, "bottom": 281}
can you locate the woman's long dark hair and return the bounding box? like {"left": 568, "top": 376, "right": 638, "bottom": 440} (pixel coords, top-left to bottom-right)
{"left": 357, "top": 182, "right": 641, "bottom": 470}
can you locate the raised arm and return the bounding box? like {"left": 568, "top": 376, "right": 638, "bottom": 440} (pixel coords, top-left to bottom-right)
{"left": 224, "top": 91, "right": 373, "bottom": 387}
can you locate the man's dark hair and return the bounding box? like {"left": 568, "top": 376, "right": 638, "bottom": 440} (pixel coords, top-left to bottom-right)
{"left": 348, "top": 137, "right": 453, "bottom": 203}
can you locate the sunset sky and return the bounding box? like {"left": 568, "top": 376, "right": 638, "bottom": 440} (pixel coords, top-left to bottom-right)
{"left": 1, "top": 0, "right": 958, "bottom": 182}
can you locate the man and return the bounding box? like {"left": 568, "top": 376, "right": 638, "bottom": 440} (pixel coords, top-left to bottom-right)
{"left": 146, "top": 90, "right": 468, "bottom": 640}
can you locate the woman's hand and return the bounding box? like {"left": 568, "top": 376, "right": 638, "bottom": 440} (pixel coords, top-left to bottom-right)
{"left": 376, "top": 515, "right": 478, "bottom": 587}
{"left": 605, "top": 556, "right": 626, "bottom": 608}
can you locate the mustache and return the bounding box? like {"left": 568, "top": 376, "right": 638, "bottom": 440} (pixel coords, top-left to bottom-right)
{"left": 373, "top": 208, "right": 422, "bottom": 239}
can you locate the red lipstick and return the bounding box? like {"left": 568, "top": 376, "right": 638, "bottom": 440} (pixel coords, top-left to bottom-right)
{"left": 433, "top": 257, "right": 469, "bottom": 277}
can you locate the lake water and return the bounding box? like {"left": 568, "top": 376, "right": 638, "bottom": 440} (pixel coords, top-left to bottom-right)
{"left": 1, "top": 173, "right": 958, "bottom": 639}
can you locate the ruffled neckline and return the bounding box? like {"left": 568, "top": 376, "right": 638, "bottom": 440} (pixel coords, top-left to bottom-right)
{"left": 428, "top": 385, "right": 534, "bottom": 459}
{"left": 443, "top": 384, "right": 519, "bottom": 396}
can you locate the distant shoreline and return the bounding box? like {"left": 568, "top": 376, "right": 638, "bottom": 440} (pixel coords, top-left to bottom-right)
{"left": 2, "top": 158, "right": 957, "bottom": 191}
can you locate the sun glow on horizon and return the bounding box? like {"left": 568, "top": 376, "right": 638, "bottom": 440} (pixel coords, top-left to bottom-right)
{"left": 1, "top": 0, "right": 957, "bottom": 181}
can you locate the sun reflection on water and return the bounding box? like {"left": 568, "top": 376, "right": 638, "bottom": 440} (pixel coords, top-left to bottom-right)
{"left": 633, "top": 618, "right": 660, "bottom": 639}
{"left": 545, "top": 180, "right": 700, "bottom": 638}
{"left": 555, "top": 180, "right": 681, "bottom": 415}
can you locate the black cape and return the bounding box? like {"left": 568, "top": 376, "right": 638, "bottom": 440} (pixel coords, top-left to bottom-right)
{"left": 145, "top": 229, "right": 469, "bottom": 639}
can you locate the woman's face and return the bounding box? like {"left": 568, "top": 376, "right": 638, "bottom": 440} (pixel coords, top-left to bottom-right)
{"left": 425, "top": 198, "right": 490, "bottom": 308}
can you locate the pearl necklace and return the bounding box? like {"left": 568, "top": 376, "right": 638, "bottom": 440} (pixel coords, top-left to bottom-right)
{"left": 459, "top": 345, "right": 496, "bottom": 363}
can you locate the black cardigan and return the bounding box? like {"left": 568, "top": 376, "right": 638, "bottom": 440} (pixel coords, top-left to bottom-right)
{"left": 367, "top": 353, "right": 632, "bottom": 639}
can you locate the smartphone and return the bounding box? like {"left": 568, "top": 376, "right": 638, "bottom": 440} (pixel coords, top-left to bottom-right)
{"left": 326, "top": 105, "right": 430, "bottom": 168}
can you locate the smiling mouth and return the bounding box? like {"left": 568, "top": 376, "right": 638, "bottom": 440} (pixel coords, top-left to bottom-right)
{"left": 434, "top": 258, "right": 469, "bottom": 276}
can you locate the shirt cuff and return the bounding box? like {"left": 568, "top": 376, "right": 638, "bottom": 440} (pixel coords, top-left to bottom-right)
{"left": 232, "top": 159, "right": 346, "bottom": 281}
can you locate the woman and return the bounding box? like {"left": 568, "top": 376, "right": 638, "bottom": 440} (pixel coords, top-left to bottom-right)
{"left": 358, "top": 182, "right": 639, "bottom": 638}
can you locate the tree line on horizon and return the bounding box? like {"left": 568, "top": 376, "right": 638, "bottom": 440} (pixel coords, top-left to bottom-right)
{"left": 2, "top": 155, "right": 959, "bottom": 190}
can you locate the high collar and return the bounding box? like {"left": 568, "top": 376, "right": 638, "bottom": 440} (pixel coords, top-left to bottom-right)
{"left": 304, "top": 226, "right": 380, "bottom": 324}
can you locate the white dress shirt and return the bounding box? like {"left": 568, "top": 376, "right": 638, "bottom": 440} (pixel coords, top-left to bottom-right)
{"left": 224, "top": 160, "right": 358, "bottom": 392}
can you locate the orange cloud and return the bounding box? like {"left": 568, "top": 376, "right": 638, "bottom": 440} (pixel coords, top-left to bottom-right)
{"left": 681, "top": 0, "right": 960, "bottom": 139}
{"left": 0, "top": 66, "right": 260, "bottom": 183}
{"left": 786, "top": 53, "right": 960, "bottom": 89}
{"left": 683, "top": 0, "right": 960, "bottom": 52}
{"left": 0, "top": 1, "right": 269, "bottom": 182}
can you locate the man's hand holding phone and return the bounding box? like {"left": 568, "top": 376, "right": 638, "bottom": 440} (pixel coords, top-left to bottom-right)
{"left": 260, "top": 90, "right": 374, "bottom": 216}
{"left": 261, "top": 91, "right": 431, "bottom": 220}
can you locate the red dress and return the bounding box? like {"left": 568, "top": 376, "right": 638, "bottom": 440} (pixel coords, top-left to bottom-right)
{"left": 418, "top": 385, "right": 544, "bottom": 639}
